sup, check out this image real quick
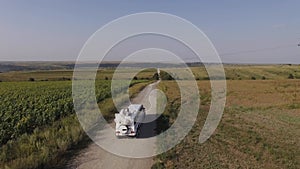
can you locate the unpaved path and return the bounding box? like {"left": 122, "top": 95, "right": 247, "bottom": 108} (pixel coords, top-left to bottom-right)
{"left": 64, "top": 80, "right": 160, "bottom": 169}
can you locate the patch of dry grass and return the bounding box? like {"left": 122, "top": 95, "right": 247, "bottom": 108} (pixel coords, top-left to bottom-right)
{"left": 153, "top": 79, "right": 300, "bottom": 169}
{"left": 190, "top": 65, "right": 300, "bottom": 80}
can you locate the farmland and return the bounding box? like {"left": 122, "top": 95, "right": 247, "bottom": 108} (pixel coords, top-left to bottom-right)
{"left": 0, "top": 68, "right": 156, "bottom": 82}
{"left": 153, "top": 79, "right": 300, "bottom": 169}
{"left": 0, "top": 64, "right": 299, "bottom": 169}
{"left": 191, "top": 64, "right": 300, "bottom": 80}
{"left": 0, "top": 68, "right": 155, "bottom": 169}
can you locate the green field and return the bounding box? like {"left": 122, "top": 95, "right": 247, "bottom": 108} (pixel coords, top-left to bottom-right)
{"left": 0, "top": 68, "right": 156, "bottom": 82}
{"left": 0, "top": 68, "right": 155, "bottom": 169}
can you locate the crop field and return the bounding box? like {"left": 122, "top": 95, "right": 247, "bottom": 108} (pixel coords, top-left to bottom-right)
{"left": 0, "top": 68, "right": 154, "bottom": 169}
{"left": 0, "top": 68, "right": 156, "bottom": 82}
{"left": 191, "top": 64, "right": 300, "bottom": 80}
{"left": 153, "top": 79, "right": 300, "bottom": 169}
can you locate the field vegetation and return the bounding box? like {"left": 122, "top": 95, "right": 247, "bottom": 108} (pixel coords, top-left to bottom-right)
{"left": 0, "top": 68, "right": 156, "bottom": 82}
{"left": 191, "top": 64, "right": 300, "bottom": 80}
{"left": 153, "top": 77, "right": 300, "bottom": 169}
{"left": 1, "top": 65, "right": 300, "bottom": 169}
{"left": 0, "top": 68, "right": 155, "bottom": 169}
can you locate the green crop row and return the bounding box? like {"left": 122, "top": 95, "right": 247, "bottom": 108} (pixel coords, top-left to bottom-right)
{"left": 0, "top": 80, "right": 149, "bottom": 146}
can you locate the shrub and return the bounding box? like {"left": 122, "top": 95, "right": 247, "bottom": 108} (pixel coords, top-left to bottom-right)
{"left": 151, "top": 162, "right": 165, "bottom": 169}
{"left": 28, "top": 78, "right": 35, "bottom": 81}
{"left": 251, "top": 76, "right": 256, "bottom": 80}
{"left": 160, "top": 71, "right": 174, "bottom": 80}
{"left": 152, "top": 73, "right": 159, "bottom": 80}
{"left": 62, "top": 77, "right": 71, "bottom": 81}
{"left": 288, "top": 74, "right": 294, "bottom": 79}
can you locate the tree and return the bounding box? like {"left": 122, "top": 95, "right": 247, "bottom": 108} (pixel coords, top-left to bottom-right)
{"left": 152, "top": 73, "right": 159, "bottom": 80}
{"left": 160, "top": 71, "right": 174, "bottom": 80}
{"left": 288, "top": 74, "right": 294, "bottom": 79}
{"left": 28, "top": 78, "right": 35, "bottom": 82}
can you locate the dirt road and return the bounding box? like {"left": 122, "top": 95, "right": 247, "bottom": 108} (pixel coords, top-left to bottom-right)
{"left": 64, "top": 81, "right": 160, "bottom": 169}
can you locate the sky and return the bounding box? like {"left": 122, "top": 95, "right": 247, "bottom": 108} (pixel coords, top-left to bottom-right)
{"left": 0, "top": 0, "right": 299, "bottom": 63}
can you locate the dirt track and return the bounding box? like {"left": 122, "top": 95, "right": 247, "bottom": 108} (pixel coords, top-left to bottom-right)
{"left": 64, "top": 81, "right": 160, "bottom": 169}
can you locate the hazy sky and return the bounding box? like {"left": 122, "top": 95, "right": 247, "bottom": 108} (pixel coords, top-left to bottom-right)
{"left": 0, "top": 0, "right": 299, "bottom": 63}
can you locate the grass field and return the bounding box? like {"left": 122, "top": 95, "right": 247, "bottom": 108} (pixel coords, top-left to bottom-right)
{"left": 191, "top": 64, "right": 300, "bottom": 80}
{"left": 153, "top": 79, "right": 300, "bottom": 169}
